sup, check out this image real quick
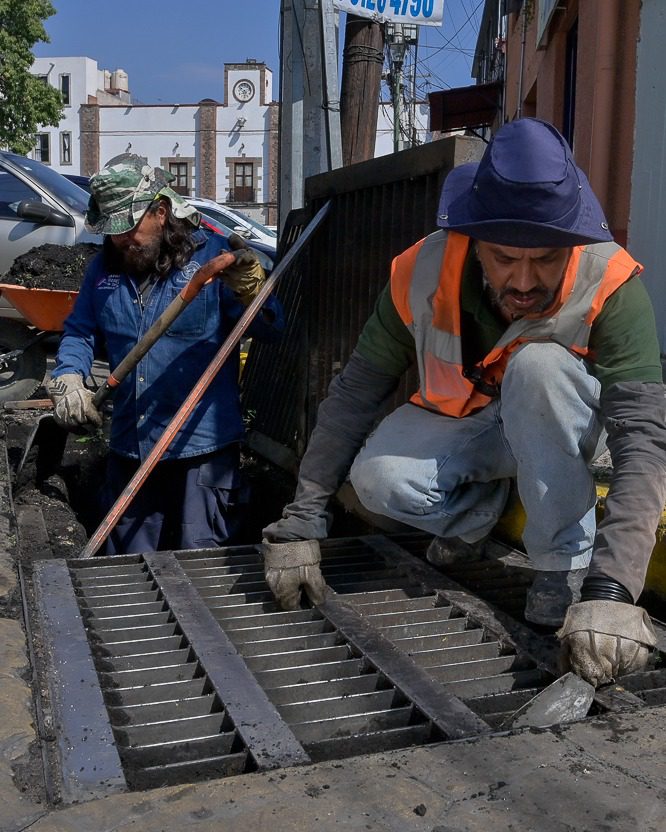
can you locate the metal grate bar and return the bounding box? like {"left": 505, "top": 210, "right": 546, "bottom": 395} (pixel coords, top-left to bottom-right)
{"left": 96, "top": 648, "right": 195, "bottom": 672}
{"left": 107, "top": 693, "right": 221, "bottom": 725}
{"left": 427, "top": 655, "right": 528, "bottom": 684}
{"left": 344, "top": 595, "right": 442, "bottom": 615}
{"left": 235, "top": 631, "right": 343, "bottom": 656}
{"left": 252, "top": 658, "right": 367, "bottom": 688}
{"left": 113, "top": 713, "right": 228, "bottom": 746}
{"left": 225, "top": 619, "right": 334, "bottom": 641}
{"left": 127, "top": 752, "right": 249, "bottom": 791}
{"left": 95, "top": 623, "right": 179, "bottom": 641}
{"left": 98, "top": 635, "right": 187, "bottom": 656}
{"left": 88, "top": 600, "right": 167, "bottom": 617}
{"left": 292, "top": 705, "right": 421, "bottom": 744}
{"left": 76, "top": 579, "right": 159, "bottom": 595}
{"left": 83, "top": 589, "right": 162, "bottom": 605}
{"left": 306, "top": 723, "right": 435, "bottom": 763}
{"left": 403, "top": 641, "right": 503, "bottom": 667}
{"left": 244, "top": 644, "right": 353, "bottom": 672}
{"left": 441, "top": 669, "right": 549, "bottom": 699}
{"left": 279, "top": 689, "right": 401, "bottom": 722}
{"left": 265, "top": 674, "right": 388, "bottom": 706}
{"left": 390, "top": 628, "right": 485, "bottom": 651}
{"left": 99, "top": 663, "right": 202, "bottom": 689}
{"left": 376, "top": 616, "right": 467, "bottom": 637}
{"left": 92, "top": 610, "right": 173, "bottom": 627}
{"left": 105, "top": 678, "right": 210, "bottom": 707}
{"left": 318, "top": 594, "right": 491, "bottom": 739}
{"left": 209, "top": 600, "right": 297, "bottom": 618}
{"left": 33, "top": 560, "right": 126, "bottom": 804}
{"left": 142, "top": 551, "right": 311, "bottom": 769}
{"left": 119, "top": 733, "right": 238, "bottom": 767}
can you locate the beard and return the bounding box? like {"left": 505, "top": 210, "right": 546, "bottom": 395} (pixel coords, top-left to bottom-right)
{"left": 483, "top": 279, "right": 557, "bottom": 321}
{"left": 104, "top": 235, "right": 162, "bottom": 277}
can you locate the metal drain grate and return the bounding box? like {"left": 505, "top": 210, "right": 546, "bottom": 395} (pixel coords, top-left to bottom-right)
{"left": 177, "top": 535, "right": 554, "bottom": 746}
{"left": 29, "top": 533, "right": 666, "bottom": 803}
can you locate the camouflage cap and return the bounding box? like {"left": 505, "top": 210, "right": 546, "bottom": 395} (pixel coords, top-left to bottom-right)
{"left": 85, "top": 154, "right": 200, "bottom": 235}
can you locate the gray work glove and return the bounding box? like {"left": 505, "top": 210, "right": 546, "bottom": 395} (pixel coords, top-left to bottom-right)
{"left": 557, "top": 600, "right": 657, "bottom": 687}
{"left": 262, "top": 539, "right": 327, "bottom": 610}
{"left": 222, "top": 234, "right": 266, "bottom": 305}
{"left": 47, "top": 373, "right": 103, "bottom": 430}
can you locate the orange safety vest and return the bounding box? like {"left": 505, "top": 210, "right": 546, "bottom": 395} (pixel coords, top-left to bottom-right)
{"left": 390, "top": 230, "right": 642, "bottom": 418}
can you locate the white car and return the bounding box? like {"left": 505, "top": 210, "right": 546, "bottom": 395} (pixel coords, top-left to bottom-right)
{"left": 187, "top": 197, "right": 277, "bottom": 250}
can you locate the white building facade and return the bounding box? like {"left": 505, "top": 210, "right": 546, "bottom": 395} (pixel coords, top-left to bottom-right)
{"left": 30, "top": 57, "right": 430, "bottom": 227}
{"left": 31, "top": 56, "right": 131, "bottom": 174}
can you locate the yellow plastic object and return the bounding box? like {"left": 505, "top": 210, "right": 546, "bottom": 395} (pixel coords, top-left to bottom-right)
{"left": 0, "top": 284, "right": 77, "bottom": 331}
{"left": 494, "top": 481, "right": 666, "bottom": 600}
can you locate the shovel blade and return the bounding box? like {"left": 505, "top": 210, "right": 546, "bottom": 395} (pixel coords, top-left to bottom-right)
{"left": 17, "top": 414, "right": 69, "bottom": 482}
{"left": 503, "top": 672, "right": 595, "bottom": 729}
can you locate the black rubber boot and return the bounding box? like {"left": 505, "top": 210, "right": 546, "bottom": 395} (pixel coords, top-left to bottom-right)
{"left": 524, "top": 568, "right": 588, "bottom": 627}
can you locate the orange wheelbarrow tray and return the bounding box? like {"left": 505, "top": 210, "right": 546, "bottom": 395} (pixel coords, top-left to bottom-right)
{"left": 0, "top": 284, "right": 78, "bottom": 332}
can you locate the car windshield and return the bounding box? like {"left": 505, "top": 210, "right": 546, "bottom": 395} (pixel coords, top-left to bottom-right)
{"left": 8, "top": 154, "right": 90, "bottom": 213}
{"left": 232, "top": 209, "right": 277, "bottom": 238}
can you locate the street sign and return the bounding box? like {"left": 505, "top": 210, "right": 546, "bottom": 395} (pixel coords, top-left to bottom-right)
{"left": 331, "top": 0, "right": 444, "bottom": 27}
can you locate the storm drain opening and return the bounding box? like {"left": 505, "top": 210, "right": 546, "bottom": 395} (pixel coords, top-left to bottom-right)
{"left": 73, "top": 558, "right": 254, "bottom": 791}
{"left": 24, "top": 533, "right": 666, "bottom": 805}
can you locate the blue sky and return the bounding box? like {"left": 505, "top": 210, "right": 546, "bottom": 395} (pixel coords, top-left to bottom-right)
{"left": 35, "top": 0, "right": 483, "bottom": 105}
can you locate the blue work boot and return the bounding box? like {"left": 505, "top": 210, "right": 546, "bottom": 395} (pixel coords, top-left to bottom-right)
{"left": 426, "top": 535, "right": 489, "bottom": 567}
{"left": 524, "top": 568, "right": 587, "bottom": 627}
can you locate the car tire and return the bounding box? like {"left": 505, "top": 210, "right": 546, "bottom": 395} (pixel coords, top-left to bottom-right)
{"left": 0, "top": 320, "right": 48, "bottom": 403}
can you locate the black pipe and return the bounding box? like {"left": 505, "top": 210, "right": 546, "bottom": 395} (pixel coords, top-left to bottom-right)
{"left": 580, "top": 575, "right": 634, "bottom": 605}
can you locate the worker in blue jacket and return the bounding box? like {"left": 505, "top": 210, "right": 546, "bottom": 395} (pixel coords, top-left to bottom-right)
{"left": 47, "top": 157, "right": 284, "bottom": 554}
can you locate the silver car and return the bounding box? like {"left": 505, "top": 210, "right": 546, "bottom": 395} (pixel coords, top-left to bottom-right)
{"left": 0, "top": 152, "right": 102, "bottom": 400}
{"left": 0, "top": 151, "right": 99, "bottom": 279}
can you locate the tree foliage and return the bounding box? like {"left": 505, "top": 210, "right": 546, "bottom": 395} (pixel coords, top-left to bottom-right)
{"left": 0, "top": 0, "right": 63, "bottom": 155}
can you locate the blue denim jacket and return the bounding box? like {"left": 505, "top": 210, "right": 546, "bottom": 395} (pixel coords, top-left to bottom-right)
{"left": 53, "top": 229, "right": 284, "bottom": 461}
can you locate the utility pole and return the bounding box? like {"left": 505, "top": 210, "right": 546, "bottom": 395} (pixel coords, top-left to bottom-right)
{"left": 385, "top": 23, "right": 418, "bottom": 153}
{"left": 339, "top": 15, "right": 385, "bottom": 166}
{"left": 278, "top": 0, "right": 341, "bottom": 231}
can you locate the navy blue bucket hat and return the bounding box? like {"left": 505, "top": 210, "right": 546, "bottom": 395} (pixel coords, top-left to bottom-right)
{"left": 437, "top": 118, "right": 613, "bottom": 247}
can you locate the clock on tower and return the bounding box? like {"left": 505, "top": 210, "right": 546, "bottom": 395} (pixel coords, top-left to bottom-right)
{"left": 233, "top": 79, "right": 255, "bottom": 103}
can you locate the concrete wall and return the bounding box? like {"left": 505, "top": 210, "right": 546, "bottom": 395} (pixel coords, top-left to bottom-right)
{"left": 629, "top": 0, "right": 666, "bottom": 355}
{"left": 503, "top": 0, "right": 639, "bottom": 248}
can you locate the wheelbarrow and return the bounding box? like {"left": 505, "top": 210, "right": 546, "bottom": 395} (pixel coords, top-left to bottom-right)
{"left": 0, "top": 284, "right": 78, "bottom": 403}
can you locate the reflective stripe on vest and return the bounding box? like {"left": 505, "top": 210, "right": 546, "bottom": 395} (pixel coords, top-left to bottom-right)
{"left": 390, "top": 231, "right": 642, "bottom": 418}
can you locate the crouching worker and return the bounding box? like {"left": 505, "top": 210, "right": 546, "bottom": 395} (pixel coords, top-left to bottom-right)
{"left": 261, "top": 118, "right": 666, "bottom": 687}
{"left": 47, "top": 156, "right": 283, "bottom": 554}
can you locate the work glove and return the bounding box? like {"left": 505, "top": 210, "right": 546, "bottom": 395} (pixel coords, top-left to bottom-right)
{"left": 47, "top": 373, "right": 103, "bottom": 430}
{"left": 557, "top": 600, "right": 657, "bottom": 687}
{"left": 262, "top": 538, "right": 327, "bottom": 610}
{"left": 221, "top": 234, "right": 266, "bottom": 305}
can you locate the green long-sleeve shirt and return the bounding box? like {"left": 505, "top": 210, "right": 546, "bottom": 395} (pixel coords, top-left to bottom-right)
{"left": 356, "top": 251, "right": 663, "bottom": 390}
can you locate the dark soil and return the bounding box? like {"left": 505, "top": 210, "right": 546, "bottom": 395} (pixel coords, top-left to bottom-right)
{"left": 1, "top": 243, "right": 101, "bottom": 290}
{"left": 4, "top": 409, "right": 298, "bottom": 559}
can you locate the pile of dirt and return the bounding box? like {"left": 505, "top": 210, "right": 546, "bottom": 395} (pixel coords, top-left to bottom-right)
{"left": 1, "top": 243, "right": 101, "bottom": 291}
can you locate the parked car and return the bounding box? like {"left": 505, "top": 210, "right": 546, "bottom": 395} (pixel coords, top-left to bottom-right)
{"left": 63, "top": 173, "right": 92, "bottom": 193}
{"left": 198, "top": 215, "right": 274, "bottom": 273}
{"left": 0, "top": 152, "right": 102, "bottom": 398}
{"left": 0, "top": 151, "right": 100, "bottom": 278}
{"left": 187, "top": 197, "right": 277, "bottom": 250}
